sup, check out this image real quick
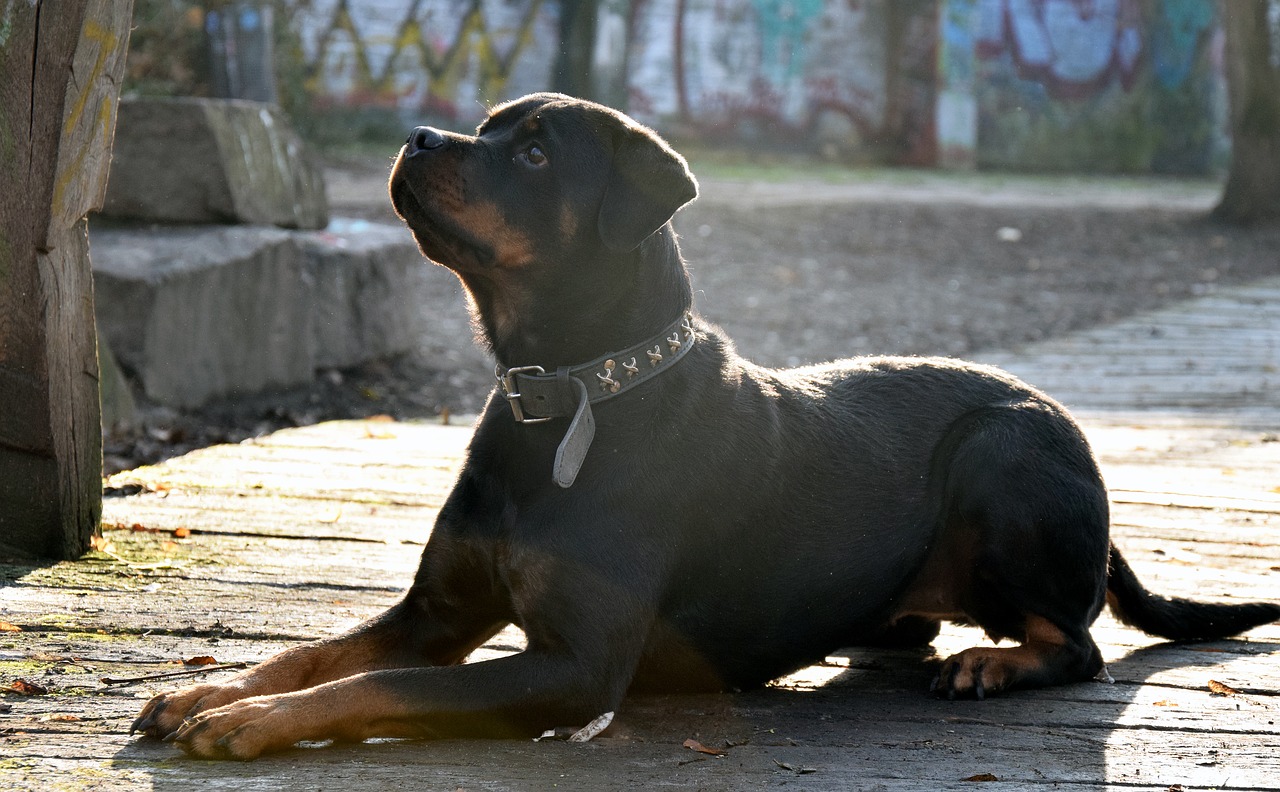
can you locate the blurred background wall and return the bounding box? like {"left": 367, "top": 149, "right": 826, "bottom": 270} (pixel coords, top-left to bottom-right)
{"left": 124, "top": 0, "right": 1256, "bottom": 174}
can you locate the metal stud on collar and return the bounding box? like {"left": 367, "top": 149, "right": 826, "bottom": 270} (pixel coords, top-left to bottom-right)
{"left": 596, "top": 359, "right": 621, "bottom": 393}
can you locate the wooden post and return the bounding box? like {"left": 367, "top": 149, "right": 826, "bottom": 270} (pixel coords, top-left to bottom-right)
{"left": 0, "top": 0, "right": 134, "bottom": 558}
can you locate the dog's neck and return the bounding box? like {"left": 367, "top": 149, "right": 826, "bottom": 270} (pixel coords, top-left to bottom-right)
{"left": 462, "top": 226, "right": 694, "bottom": 370}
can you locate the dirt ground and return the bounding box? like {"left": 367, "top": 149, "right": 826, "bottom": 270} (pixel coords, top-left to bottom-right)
{"left": 103, "top": 161, "right": 1280, "bottom": 470}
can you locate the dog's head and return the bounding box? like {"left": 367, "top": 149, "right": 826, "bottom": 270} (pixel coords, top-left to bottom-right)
{"left": 390, "top": 93, "right": 698, "bottom": 271}
{"left": 389, "top": 94, "right": 701, "bottom": 363}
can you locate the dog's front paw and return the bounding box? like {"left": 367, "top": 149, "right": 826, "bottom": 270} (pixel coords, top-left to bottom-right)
{"left": 131, "top": 682, "right": 247, "bottom": 740}
{"left": 169, "top": 694, "right": 307, "bottom": 760}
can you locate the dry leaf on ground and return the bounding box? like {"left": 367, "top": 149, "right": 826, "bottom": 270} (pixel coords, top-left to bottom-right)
{"left": 183, "top": 656, "right": 218, "bottom": 667}
{"left": 9, "top": 679, "right": 49, "bottom": 696}
{"left": 683, "top": 738, "right": 726, "bottom": 756}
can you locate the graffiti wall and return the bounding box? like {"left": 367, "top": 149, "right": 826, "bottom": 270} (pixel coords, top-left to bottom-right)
{"left": 970, "top": 0, "right": 1224, "bottom": 173}
{"left": 274, "top": 0, "right": 937, "bottom": 162}
{"left": 279, "top": 0, "right": 560, "bottom": 125}
{"left": 626, "top": 0, "right": 938, "bottom": 163}
{"left": 251, "top": 0, "right": 1233, "bottom": 172}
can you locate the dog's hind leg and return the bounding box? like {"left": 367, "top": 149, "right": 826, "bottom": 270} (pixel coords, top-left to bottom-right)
{"left": 920, "top": 400, "right": 1111, "bottom": 698}
{"left": 932, "top": 615, "right": 1103, "bottom": 699}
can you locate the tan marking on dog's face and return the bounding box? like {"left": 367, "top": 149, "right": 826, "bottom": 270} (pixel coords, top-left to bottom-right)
{"left": 454, "top": 201, "right": 535, "bottom": 268}
{"left": 519, "top": 114, "right": 543, "bottom": 136}
{"left": 559, "top": 202, "right": 579, "bottom": 239}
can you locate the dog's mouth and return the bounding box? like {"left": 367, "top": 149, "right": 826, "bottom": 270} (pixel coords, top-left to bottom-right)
{"left": 390, "top": 158, "right": 495, "bottom": 272}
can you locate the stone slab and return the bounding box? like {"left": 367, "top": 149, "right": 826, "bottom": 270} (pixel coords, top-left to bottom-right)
{"left": 302, "top": 219, "right": 434, "bottom": 371}
{"left": 91, "top": 219, "right": 429, "bottom": 408}
{"left": 99, "top": 97, "right": 329, "bottom": 229}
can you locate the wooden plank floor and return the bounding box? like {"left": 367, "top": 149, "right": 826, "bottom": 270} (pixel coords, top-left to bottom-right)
{"left": 4, "top": 279, "right": 1280, "bottom": 791}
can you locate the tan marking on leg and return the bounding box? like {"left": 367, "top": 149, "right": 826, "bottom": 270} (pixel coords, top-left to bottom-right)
{"left": 935, "top": 615, "right": 1069, "bottom": 699}
{"left": 173, "top": 674, "right": 414, "bottom": 760}
{"left": 134, "top": 627, "right": 409, "bottom": 740}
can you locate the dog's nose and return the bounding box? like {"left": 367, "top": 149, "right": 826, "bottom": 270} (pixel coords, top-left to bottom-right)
{"left": 406, "top": 126, "right": 446, "bottom": 156}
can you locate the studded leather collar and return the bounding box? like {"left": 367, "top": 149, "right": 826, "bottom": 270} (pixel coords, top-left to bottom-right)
{"left": 494, "top": 311, "right": 696, "bottom": 488}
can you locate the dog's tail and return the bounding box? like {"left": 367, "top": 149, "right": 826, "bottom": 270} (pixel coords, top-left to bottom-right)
{"left": 1106, "top": 544, "right": 1280, "bottom": 641}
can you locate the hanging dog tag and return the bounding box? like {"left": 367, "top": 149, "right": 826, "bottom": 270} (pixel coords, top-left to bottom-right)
{"left": 552, "top": 369, "right": 595, "bottom": 488}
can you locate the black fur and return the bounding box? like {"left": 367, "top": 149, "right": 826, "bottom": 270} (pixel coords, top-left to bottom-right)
{"left": 377, "top": 93, "right": 1280, "bottom": 731}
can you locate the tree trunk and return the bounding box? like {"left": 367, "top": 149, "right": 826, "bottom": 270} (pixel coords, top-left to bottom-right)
{"left": 1213, "top": 0, "right": 1280, "bottom": 224}
{"left": 0, "top": 0, "right": 134, "bottom": 558}
{"left": 553, "top": 0, "right": 600, "bottom": 101}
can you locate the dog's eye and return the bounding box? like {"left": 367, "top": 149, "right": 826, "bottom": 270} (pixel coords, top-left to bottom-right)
{"left": 521, "top": 145, "right": 548, "bottom": 168}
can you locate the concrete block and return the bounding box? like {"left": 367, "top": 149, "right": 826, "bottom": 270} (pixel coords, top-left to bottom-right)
{"left": 93, "top": 225, "right": 313, "bottom": 408}
{"left": 91, "top": 220, "right": 432, "bottom": 408}
{"left": 299, "top": 219, "right": 431, "bottom": 370}
{"left": 100, "top": 97, "right": 329, "bottom": 230}
{"left": 97, "top": 329, "right": 137, "bottom": 434}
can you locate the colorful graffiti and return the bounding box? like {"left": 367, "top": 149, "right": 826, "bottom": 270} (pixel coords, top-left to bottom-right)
{"left": 972, "top": 0, "right": 1222, "bottom": 173}
{"left": 1149, "top": 0, "right": 1215, "bottom": 89}
{"left": 283, "top": 0, "right": 557, "bottom": 123}
{"left": 975, "top": 0, "right": 1144, "bottom": 99}
{"left": 626, "top": 0, "right": 938, "bottom": 161}
{"left": 265, "top": 0, "right": 1227, "bottom": 171}
{"left": 975, "top": 0, "right": 1218, "bottom": 98}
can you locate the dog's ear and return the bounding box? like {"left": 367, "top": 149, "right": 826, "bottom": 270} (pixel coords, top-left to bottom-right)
{"left": 597, "top": 126, "right": 698, "bottom": 252}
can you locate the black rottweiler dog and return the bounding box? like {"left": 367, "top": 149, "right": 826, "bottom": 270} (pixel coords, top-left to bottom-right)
{"left": 133, "top": 94, "right": 1280, "bottom": 759}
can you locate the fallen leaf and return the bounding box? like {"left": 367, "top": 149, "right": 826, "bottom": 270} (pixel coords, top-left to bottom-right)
{"left": 160, "top": 541, "right": 179, "bottom": 554}
{"left": 183, "top": 656, "right": 219, "bottom": 667}
{"left": 0, "top": 621, "right": 21, "bottom": 632}
{"left": 40, "top": 714, "right": 80, "bottom": 722}
{"left": 90, "top": 535, "right": 114, "bottom": 554}
{"left": 1207, "top": 680, "right": 1239, "bottom": 696}
{"left": 9, "top": 679, "right": 49, "bottom": 696}
{"left": 683, "top": 738, "right": 726, "bottom": 756}
{"left": 1153, "top": 700, "right": 1178, "bottom": 707}
{"left": 173, "top": 527, "right": 191, "bottom": 538}
{"left": 963, "top": 773, "right": 999, "bottom": 782}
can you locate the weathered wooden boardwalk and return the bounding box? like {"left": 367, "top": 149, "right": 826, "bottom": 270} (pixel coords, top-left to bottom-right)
{"left": 3, "top": 277, "right": 1279, "bottom": 791}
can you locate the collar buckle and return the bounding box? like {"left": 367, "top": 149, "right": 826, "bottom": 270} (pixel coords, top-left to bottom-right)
{"left": 496, "top": 365, "right": 554, "bottom": 424}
